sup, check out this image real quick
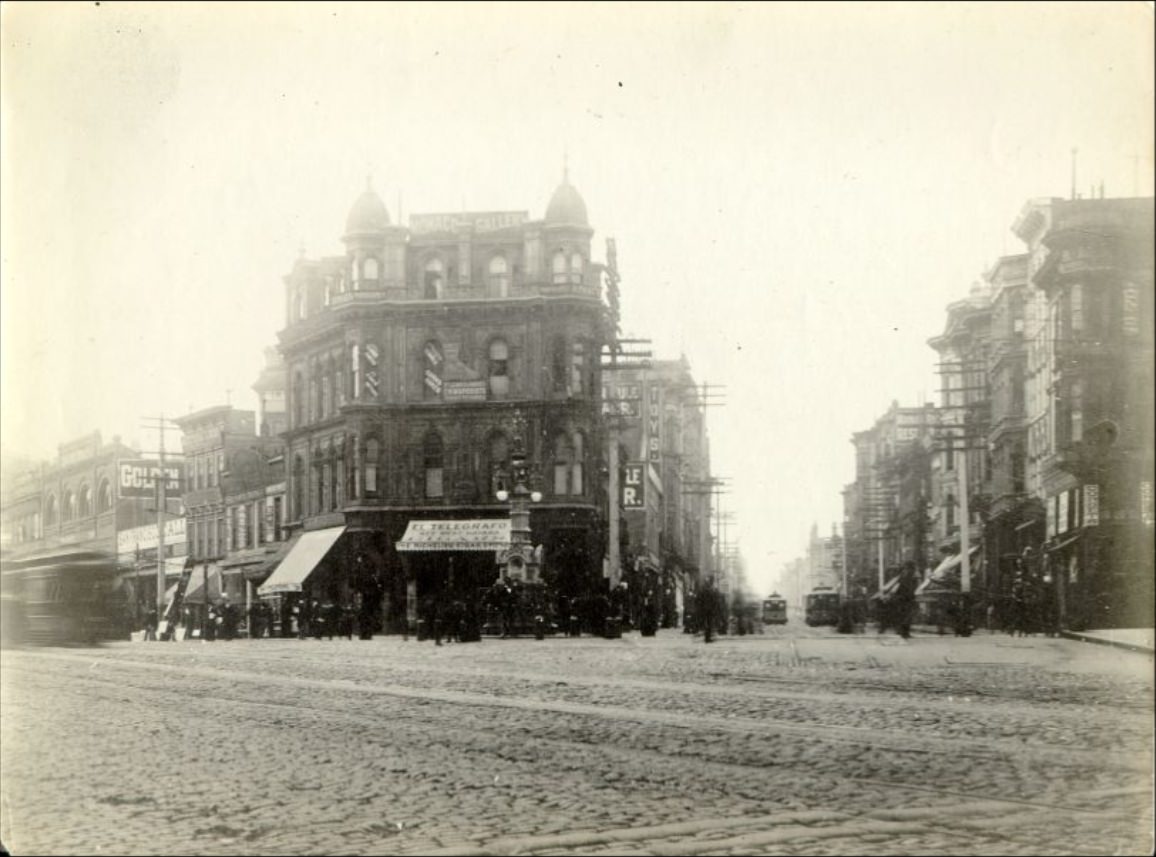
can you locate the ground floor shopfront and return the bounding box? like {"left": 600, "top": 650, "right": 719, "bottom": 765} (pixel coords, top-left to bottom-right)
{"left": 255, "top": 505, "right": 606, "bottom": 636}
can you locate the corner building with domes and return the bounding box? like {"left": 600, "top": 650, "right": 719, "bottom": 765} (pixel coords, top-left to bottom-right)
{"left": 268, "top": 173, "right": 610, "bottom": 632}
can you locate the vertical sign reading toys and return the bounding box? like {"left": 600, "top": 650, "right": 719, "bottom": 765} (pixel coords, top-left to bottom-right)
{"left": 646, "top": 384, "right": 661, "bottom": 463}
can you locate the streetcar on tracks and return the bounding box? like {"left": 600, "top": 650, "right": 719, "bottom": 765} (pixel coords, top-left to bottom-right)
{"left": 804, "top": 587, "right": 841, "bottom": 627}
{"left": 761, "top": 593, "right": 788, "bottom": 625}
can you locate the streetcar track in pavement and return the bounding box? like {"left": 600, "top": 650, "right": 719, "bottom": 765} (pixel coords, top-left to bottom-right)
{"left": 22, "top": 644, "right": 1152, "bottom": 722}
{"left": 5, "top": 658, "right": 1150, "bottom": 857}
{"left": 5, "top": 653, "right": 1151, "bottom": 783}
{"left": 5, "top": 651, "right": 1149, "bottom": 771}
{"left": 9, "top": 658, "right": 1149, "bottom": 829}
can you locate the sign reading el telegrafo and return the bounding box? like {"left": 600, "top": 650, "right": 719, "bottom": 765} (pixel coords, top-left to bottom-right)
{"left": 118, "top": 460, "right": 182, "bottom": 498}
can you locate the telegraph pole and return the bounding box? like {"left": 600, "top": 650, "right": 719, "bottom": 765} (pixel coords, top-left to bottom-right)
{"left": 141, "top": 415, "right": 180, "bottom": 633}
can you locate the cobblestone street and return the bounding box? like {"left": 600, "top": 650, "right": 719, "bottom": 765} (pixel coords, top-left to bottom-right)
{"left": 1, "top": 629, "right": 1152, "bottom": 856}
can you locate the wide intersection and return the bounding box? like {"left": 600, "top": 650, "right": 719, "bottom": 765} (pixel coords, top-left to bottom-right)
{"left": 1, "top": 628, "right": 1152, "bottom": 856}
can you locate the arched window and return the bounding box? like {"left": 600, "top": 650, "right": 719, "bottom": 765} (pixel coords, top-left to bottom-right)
{"left": 45, "top": 495, "right": 57, "bottom": 527}
{"left": 424, "top": 258, "right": 444, "bottom": 299}
{"left": 95, "top": 479, "right": 110, "bottom": 513}
{"left": 551, "top": 336, "right": 568, "bottom": 393}
{"left": 552, "top": 250, "right": 568, "bottom": 284}
{"left": 78, "top": 484, "right": 91, "bottom": 518}
{"left": 363, "top": 257, "right": 379, "bottom": 281}
{"left": 323, "top": 278, "right": 332, "bottom": 307}
{"left": 488, "top": 255, "right": 509, "bottom": 297}
{"left": 423, "top": 340, "right": 444, "bottom": 400}
{"left": 351, "top": 258, "right": 360, "bottom": 291}
{"left": 423, "top": 431, "right": 444, "bottom": 499}
{"left": 310, "top": 371, "right": 321, "bottom": 423}
{"left": 570, "top": 252, "right": 584, "bottom": 284}
{"left": 487, "top": 432, "right": 510, "bottom": 496}
{"left": 364, "top": 438, "right": 380, "bottom": 496}
{"left": 62, "top": 490, "right": 75, "bottom": 523}
{"left": 293, "top": 455, "right": 304, "bottom": 520}
{"left": 293, "top": 371, "right": 305, "bottom": 426}
{"left": 553, "top": 433, "right": 574, "bottom": 496}
{"left": 488, "top": 339, "right": 510, "bottom": 397}
{"left": 350, "top": 345, "right": 361, "bottom": 400}
{"left": 333, "top": 439, "right": 345, "bottom": 509}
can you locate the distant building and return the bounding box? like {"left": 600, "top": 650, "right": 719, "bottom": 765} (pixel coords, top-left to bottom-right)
{"left": 844, "top": 402, "right": 938, "bottom": 596}
{"left": 173, "top": 405, "right": 287, "bottom": 613}
{"left": 605, "top": 356, "right": 713, "bottom": 627}
{"left": 0, "top": 431, "right": 185, "bottom": 627}
{"left": 1013, "top": 195, "right": 1154, "bottom": 629}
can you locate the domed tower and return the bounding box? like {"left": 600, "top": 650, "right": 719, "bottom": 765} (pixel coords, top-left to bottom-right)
{"left": 542, "top": 161, "right": 594, "bottom": 289}
{"left": 342, "top": 179, "right": 404, "bottom": 291}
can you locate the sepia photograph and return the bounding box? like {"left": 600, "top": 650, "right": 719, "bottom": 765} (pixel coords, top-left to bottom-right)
{"left": 1, "top": 2, "right": 1153, "bottom": 855}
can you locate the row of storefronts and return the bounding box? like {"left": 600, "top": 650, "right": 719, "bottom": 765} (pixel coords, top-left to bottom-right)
{"left": 2, "top": 173, "right": 719, "bottom": 642}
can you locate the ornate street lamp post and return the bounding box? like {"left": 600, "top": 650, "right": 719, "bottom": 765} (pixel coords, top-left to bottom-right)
{"left": 496, "top": 411, "right": 543, "bottom": 582}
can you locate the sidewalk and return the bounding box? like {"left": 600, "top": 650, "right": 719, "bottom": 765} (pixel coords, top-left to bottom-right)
{"left": 1060, "top": 627, "right": 1154, "bottom": 655}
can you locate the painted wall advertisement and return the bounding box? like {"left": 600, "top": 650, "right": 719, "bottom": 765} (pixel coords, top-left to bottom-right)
{"left": 118, "top": 460, "right": 183, "bottom": 499}
{"left": 622, "top": 462, "right": 646, "bottom": 508}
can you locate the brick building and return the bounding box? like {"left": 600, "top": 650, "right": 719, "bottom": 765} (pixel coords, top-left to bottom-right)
{"left": 264, "top": 172, "right": 612, "bottom": 631}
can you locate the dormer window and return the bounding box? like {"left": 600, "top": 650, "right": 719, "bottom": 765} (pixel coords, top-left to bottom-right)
{"left": 424, "top": 258, "right": 444, "bottom": 299}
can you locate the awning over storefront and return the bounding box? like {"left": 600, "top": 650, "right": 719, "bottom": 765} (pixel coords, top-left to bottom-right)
{"left": 124, "top": 556, "right": 190, "bottom": 578}
{"left": 395, "top": 519, "right": 511, "bottom": 552}
{"left": 917, "top": 546, "right": 982, "bottom": 595}
{"left": 182, "top": 564, "right": 223, "bottom": 604}
{"left": 258, "top": 527, "right": 345, "bottom": 595}
{"left": 929, "top": 545, "right": 982, "bottom": 579}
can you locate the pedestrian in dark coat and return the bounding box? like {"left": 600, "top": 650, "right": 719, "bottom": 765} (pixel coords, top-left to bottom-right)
{"left": 696, "top": 579, "right": 717, "bottom": 643}
{"left": 893, "top": 563, "right": 918, "bottom": 639}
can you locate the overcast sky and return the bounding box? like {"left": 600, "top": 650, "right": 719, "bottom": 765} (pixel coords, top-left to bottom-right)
{"left": 2, "top": 1, "right": 1153, "bottom": 594}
